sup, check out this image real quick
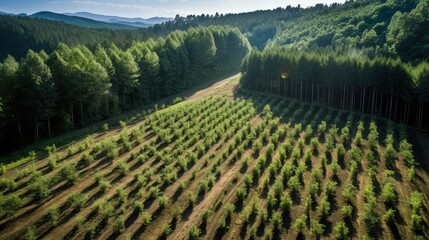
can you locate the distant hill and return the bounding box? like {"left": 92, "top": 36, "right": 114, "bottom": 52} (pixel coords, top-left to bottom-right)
{"left": 65, "top": 12, "right": 173, "bottom": 26}
{"left": 0, "top": 11, "right": 14, "bottom": 16}
{"left": 30, "top": 11, "right": 140, "bottom": 30}
{"left": 0, "top": 13, "right": 156, "bottom": 60}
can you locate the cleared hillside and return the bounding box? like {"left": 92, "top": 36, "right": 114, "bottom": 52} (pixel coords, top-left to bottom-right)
{"left": 0, "top": 75, "right": 428, "bottom": 240}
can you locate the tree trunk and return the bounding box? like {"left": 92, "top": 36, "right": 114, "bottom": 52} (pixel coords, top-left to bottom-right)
{"left": 47, "top": 116, "right": 51, "bottom": 138}
{"left": 305, "top": 82, "right": 308, "bottom": 101}
{"left": 389, "top": 92, "right": 393, "bottom": 120}
{"left": 328, "top": 85, "right": 331, "bottom": 106}
{"left": 394, "top": 96, "right": 398, "bottom": 122}
{"left": 35, "top": 119, "right": 39, "bottom": 142}
{"left": 80, "top": 101, "right": 84, "bottom": 125}
{"left": 17, "top": 121, "right": 23, "bottom": 144}
{"left": 71, "top": 106, "right": 75, "bottom": 129}
{"left": 371, "top": 88, "right": 375, "bottom": 114}
{"left": 362, "top": 86, "right": 366, "bottom": 113}
{"left": 311, "top": 80, "right": 314, "bottom": 103}
{"left": 284, "top": 78, "right": 287, "bottom": 97}
{"left": 343, "top": 84, "right": 346, "bottom": 110}
{"left": 90, "top": 107, "right": 93, "bottom": 122}
{"left": 105, "top": 97, "right": 109, "bottom": 116}
{"left": 123, "top": 87, "right": 126, "bottom": 111}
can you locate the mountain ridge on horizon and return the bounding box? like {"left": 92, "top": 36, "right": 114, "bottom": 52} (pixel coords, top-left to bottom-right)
{"left": 64, "top": 11, "right": 173, "bottom": 24}
{"left": 0, "top": 10, "right": 173, "bottom": 29}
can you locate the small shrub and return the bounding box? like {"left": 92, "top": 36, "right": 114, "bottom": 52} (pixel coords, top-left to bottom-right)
{"left": 74, "top": 216, "right": 86, "bottom": 228}
{"left": 317, "top": 197, "right": 331, "bottom": 218}
{"left": 225, "top": 203, "right": 235, "bottom": 218}
{"left": 161, "top": 224, "right": 171, "bottom": 237}
{"left": 114, "top": 215, "right": 125, "bottom": 233}
{"left": 61, "top": 164, "right": 78, "bottom": 184}
{"left": 236, "top": 188, "right": 247, "bottom": 201}
{"left": 30, "top": 176, "right": 51, "bottom": 200}
{"left": 116, "top": 187, "right": 128, "bottom": 203}
{"left": 342, "top": 183, "right": 356, "bottom": 202}
{"left": 287, "top": 176, "right": 301, "bottom": 193}
{"left": 408, "top": 167, "right": 415, "bottom": 181}
{"left": 158, "top": 195, "right": 169, "bottom": 208}
{"left": 23, "top": 226, "right": 36, "bottom": 240}
{"left": 115, "top": 160, "right": 129, "bottom": 175}
{"left": 270, "top": 211, "right": 283, "bottom": 229}
{"left": 133, "top": 201, "right": 144, "bottom": 212}
{"left": 384, "top": 145, "right": 397, "bottom": 164}
{"left": 353, "top": 132, "right": 362, "bottom": 147}
{"left": 252, "top": 139, "right": 263, "bottom": 153}
{"left": 258, "top": 208, "right": 268, "bottom": 223}
{"left": 264, "top": 231, "right": 273, "bottom": 240}
{"left": 325, "top": 180, "right": 338, "bottom": 197}
{"left": 383, "top": 208, "right": 396, "bottom": 224}
{"left": 293, "top": 214, "right": 307, "bottom": 235}
{"left": 333, "top": 222, "right": 349, "bottom": 239}
{"left": 410, "top": 191, "right": 422, "bottom": 213}
{"left": 67, "top": 193, "right": 85, "bottom": 210}
{"left": 102, "top": 123, "right": 109, "bottom": 131}
{"left": 311, "top": 220, "right": 325, "bottom": 239}
{"left": 341, "top": 204, "right": 353, "bottom": 220}
{"left": 98, "top": 180, "right": 111, "bottom": 192}
{"left": 48, "top": 155, "right": 57, "bottom": 170}
{"left": 331, "top": 160, "right": 340, "bottom": 176}
{"left": 101, "top": 203, "right": 115, "bottom": 218}
{"left": 92, "top": 199, "right": 106, "bottom": 213}
{"left": 189, "top": 225, "right": 201, "bottom": 240}
{"left": 381, "top": 182, "right": 397, "bottom": 205}
{"left": 141, "top": 212, "right": 152, "bottom": 225}
{"left": 188, "top": 192, "right": 198, "bottom": 207}
{"left": 28, "top": 150, "right": 36, "bottom": 161}
{"left": 0, "top": 178, "right": 16, "bottom": 191}
{"left": 81, "top": 152, "right": 94, "bottom": 165}
{"left": 310, "top": 138, "right": 319, "bottom": 152}
{"left": 0, "top": 164, "right": 6, "bottom": 176}
{"left": 411, "top": 213, "right": 423, "bottom": 231}
{"left": 0, "top": 194, "right": 23, "bottom": 215}
{"left": 119, "top": 120, "right": 127, "bottom": 128}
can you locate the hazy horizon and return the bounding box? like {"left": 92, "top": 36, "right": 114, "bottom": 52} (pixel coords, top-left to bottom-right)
{"left": 1, "top": 0, "right": 346, "bottom": 18}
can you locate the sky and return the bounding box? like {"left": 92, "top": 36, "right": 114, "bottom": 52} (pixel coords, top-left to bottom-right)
{"left": 0, "top": 0, "right": 346, "bottom": 18}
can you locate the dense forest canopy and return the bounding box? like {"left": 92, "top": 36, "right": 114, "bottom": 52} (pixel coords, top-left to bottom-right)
{"left": 2, "top": 0, "right": 428, "bottom": 62}
{"left": 0, "top": 15, "right": 156, "bottom": 60}
{"left": 0, "top": 26, "right": 250, "bottom": 151}
{"left": 240, "top": 47, "right": 429, "bottom": 130}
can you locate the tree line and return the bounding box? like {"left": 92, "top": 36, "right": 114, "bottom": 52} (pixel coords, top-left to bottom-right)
{"left": 1, "top": 0, "right": 427, "bottom": 63}
{"left": 240, "top": 48, "right": 429, "bottom": 130}
{"left": 0, "top": 26, "right": 250, "bottom": 150}
{"left": 0, "top": 14, "right": 159, "bottom": 60}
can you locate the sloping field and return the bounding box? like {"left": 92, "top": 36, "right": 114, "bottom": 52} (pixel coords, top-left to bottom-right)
{"left": 0, "top": 75, "right": 428, "bottom": 240}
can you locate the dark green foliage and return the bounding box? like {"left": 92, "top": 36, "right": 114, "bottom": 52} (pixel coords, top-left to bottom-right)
{"left": 270, "top": 211, "right": 283, "bottom": 229}
{"left": 334, "top": 222, "right": 349, "bottom": 239}
{"left": 30, "top": 176, "right": 51, "bottom": 200}
{"left": 48, "top": 206, "right": 60, "bottom": 226}
{"left": 189, "top": 225, "right": 201, "bottom": 240}
{"left": 0, "top": 194, "right": 23, "bottom": 215}
{"left": 61, "top": 164, "right": 78, "bottom": 184}
{"left": 241, "top": 47, "right": 429, "bottom": 131}
{"left": 114, "top": 215, "right": 125, "bottom": 233}
{"left": 0, "top": 26, "right": 250, "bottom": 151}
{"left": 67, "top": 192, "right": 85, "bottom": 210}
{"left": 311, "top": 220, "right": 325, "bottom": 239}
{"left": 293, "top": 214, "right": 307, "bottom": 235}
